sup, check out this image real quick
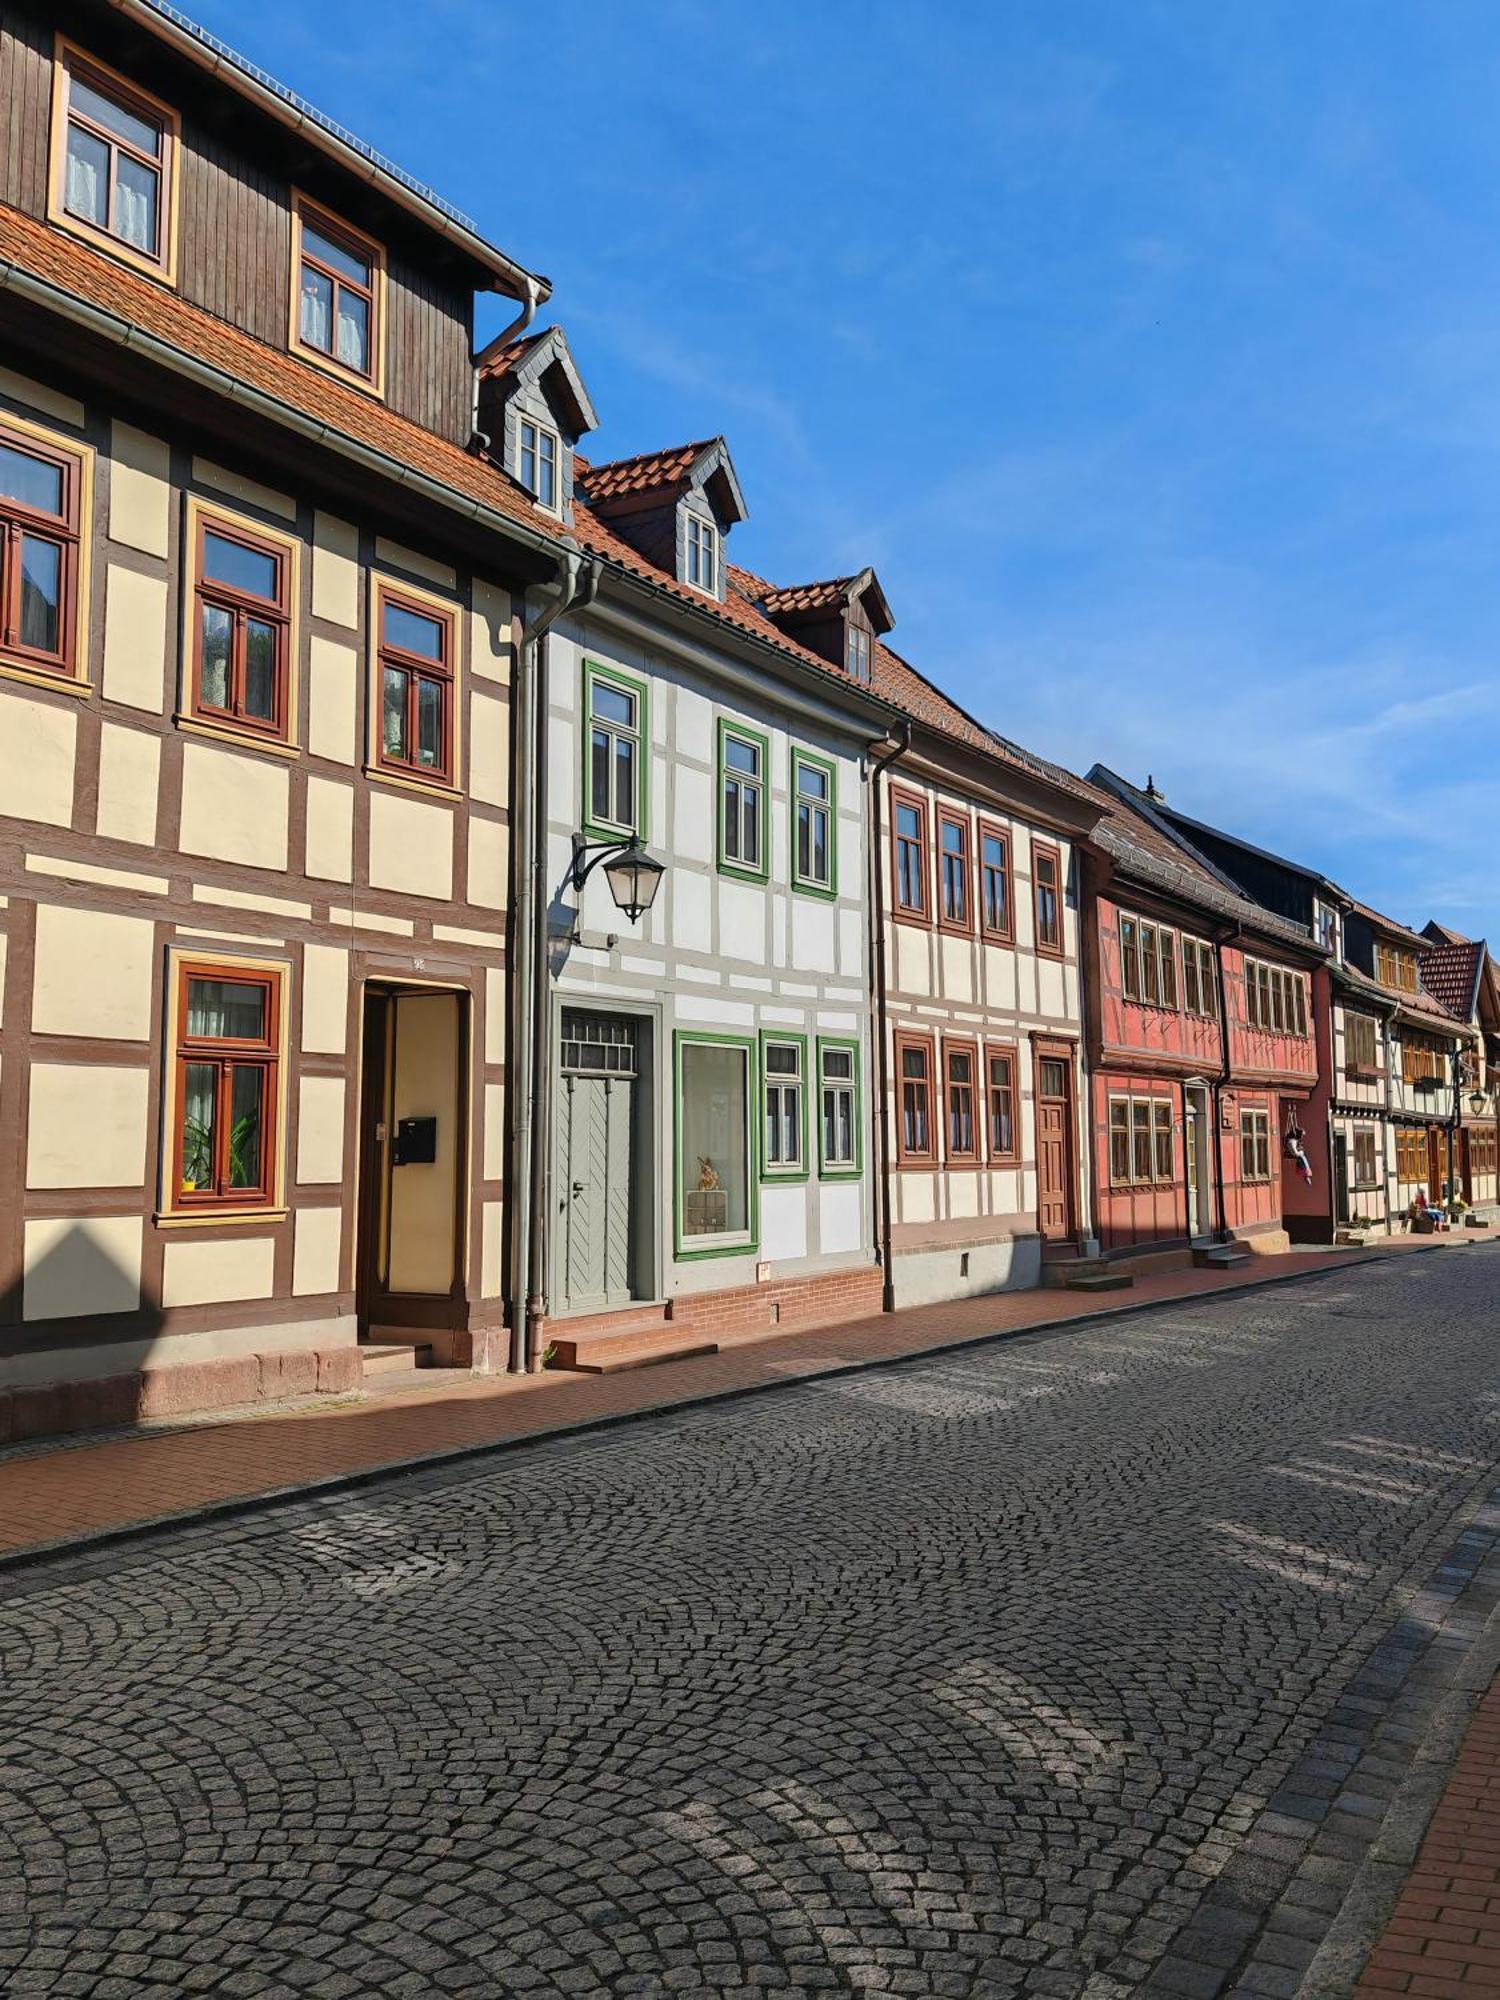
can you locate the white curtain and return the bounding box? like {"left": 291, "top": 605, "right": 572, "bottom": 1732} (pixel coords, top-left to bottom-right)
{"left": 300, "top": 272, "right": 332, "bottom": 352}
{"left": 64, "top": 137, "right": 103, "bottom": 226}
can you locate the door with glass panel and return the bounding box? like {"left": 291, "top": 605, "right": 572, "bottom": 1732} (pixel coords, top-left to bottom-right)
{"left": 556, "top": 1011, "right": 641, "bottom": 1313}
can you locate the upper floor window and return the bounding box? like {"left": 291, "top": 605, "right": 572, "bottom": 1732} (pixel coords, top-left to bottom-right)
{"left": 980, "top": 826, "right": 1012, "bottom": 941}
{"left": 1402, "top": 1034, "right": 1445, "bottom": 1085}
{"left": 375, "top": 583, "right": 454, "bottom": 785}
{"left": 1376, "top": 942, "right": 1420, "bottom": 995}
{"left": 847, "top": 623, "right": 871, "bottom": 683}
{"left": 519, "top": 418, "right": 559, "bottom": 511}
{"left": 1033, "top": 843, "right": 1063, "bottom": 956}
{"left": 1244, "top": 958, "right": 1308, "bottom": 1036}
{"left": 893, "top": 792, "right": 929, "bottom": 918}
{"left": 1181, "top": 936, "right": 1217, "bottom": 1018}
{"left": 1314, "top": 899, "right": 1341, "bottom": 957}
{"left": 291, "top": 195, "right": 384, "bottom": 391}
{"left": 0, "top": 414, "right": 88, "bottom": 684}
{"left": 718, "top": 721, "right": 766, "bottom": 879}
{"left": 685, "top": 515, "right": 718, "bottom": 594}
{"left": 189, "top": 505, "right": 296, "bottom": 743}
{"left": 793, "top": 751, "right": 835, "bottom": 895}
{"left": 584, "top": 662, "right": 646, "bottom": 837}
{"left": 1346, "top": 1013, "right": 1379, "bottom": 1076}
{"left": 1125, "top": 917, "right": 1178, "bottom": 1009}
{"left": 938, "top": 811, "right": 971, "bottom": 931}
{"left": 51, "top": 42, "right": 178, "bottom": 282}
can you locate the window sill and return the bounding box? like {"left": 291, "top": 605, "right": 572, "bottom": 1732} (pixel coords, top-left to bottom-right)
{"left": 818, "top": 1166, "right": 863, "bottom": 1182}
{"left": 792, "top": 879, "right": 837, "bottom": 902}
{"left": 177, "top": 713, "right": 300, "bottom": 760}
{"left": 718, "top": 860, "right": 769, "bottom": 886}
{"left": 49, "top": 206, "right": 177, "bottom": 288}
{"left": 762, "top": 1168, "right": 811, "bottom": 1185}
{"left": 155, "top": 1207, "right": 289, "bottom": 1231}
{"left": 980, "top": 929, "right": 1016, "bottom": 949}
{"left": 363, "top": 763, "right": 462, "bottom": 804}
{"left": 0, "top": 657, "right": 90, "bottom": 699}
{"left": 677, "top": 1235, "right": 757, "bottom": 1261}
{"left": 290, "top": 337, "right": 385, "bottom": 402}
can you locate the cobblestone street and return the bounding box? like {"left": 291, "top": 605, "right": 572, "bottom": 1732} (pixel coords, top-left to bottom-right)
{"left": 4, "top": 1250, "right": 1500, "bottom": 1999}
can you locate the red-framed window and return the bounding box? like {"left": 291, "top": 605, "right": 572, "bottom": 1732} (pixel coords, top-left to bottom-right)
{"left": 895, "top": 1031, "right": 936, "bottom": 1163}
{"left": 1034, "top": 841, "right": 1063, "bottom": 956}
{"left": 891, "top": 786, "right": 930, "bottom": 921}
{"left": 190, "top": 511, "right": 293, "bottom": 740}
{"left": 375, "top": 582, "right": 455, "bottom": 785}
{"left": 0, "top": 417, "right": 85, "bottom": 678}
{"left": 985, "top": 1042, "right": 1019, "bottom": 1161}
{"left": 937, "top": 810, "right": 973, "bottom": 934}
{"left": 172, "top": 961, "right": 281, "bottom": 1210}
{"left": 979, "top": 822, "right": 1013, "bottom": 942}
{"left": 943, "top": 1037, "right": 980, "bottom": 1162}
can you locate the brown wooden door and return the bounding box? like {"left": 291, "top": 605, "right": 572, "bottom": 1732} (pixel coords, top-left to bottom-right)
{"left": 1035, "top": 1051, "right": 1076, "bottom": 1243}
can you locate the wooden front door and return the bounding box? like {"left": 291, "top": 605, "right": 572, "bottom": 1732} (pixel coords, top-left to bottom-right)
{"left": 1035, "top": 1048, "right": 1076, "bottom": 1244}
{"left": 555, "top": 1009, "right": 641, "bottom": 1314}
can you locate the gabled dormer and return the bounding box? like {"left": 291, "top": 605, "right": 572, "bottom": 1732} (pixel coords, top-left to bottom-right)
{"left": 756, "top": 568, "right": 893, "bottom": 684}
{"left": 477, "top": 324, "right": 597, "bottom": 521}
{"left": 577, "top": 438, "right": 747, "bottom": 601}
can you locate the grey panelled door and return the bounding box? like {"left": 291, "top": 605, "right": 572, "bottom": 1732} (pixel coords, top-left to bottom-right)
{"left": 557, "top": 1011, "right": 638, "bottom": 1313}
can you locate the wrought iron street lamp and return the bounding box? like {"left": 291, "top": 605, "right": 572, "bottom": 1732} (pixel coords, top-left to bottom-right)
{"left": 570, "top": 831, "right": 665, "bottom": 923}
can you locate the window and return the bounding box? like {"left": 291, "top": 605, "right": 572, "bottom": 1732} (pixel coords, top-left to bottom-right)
{"left": 896, "top": 1034, "right": 935, "bottom": 1163}
{"left": 1131, "top": 1099, "right": 1154, "bottom": 1182}
{"left": 1395, "top": 1129, "right": 1427, "bottom": 1184}
{"left": 1153, "top": 1100, "right": 1174, "bottom": 1181}
{"left": 1402, "top": 1035, "right": 1444, "bottom": 1085}
{"left": 944, "top": 1041, "right": 979, "bottom": 1162}
{"left": 1377, "top": 943, "right": 1420, "bottom": 995}
{"left": 1108, "top": 1094, "right": 1177, "bottom": 1186}
{"left": 892, "top": 790, "right": 929, "bottom": 918}
{"left": 584, "top": 662, "right": 646, "bottom": 837}
{"left": 188, "top": 506, "right": 295, "bottom": 740}
{"left": 1033, "top": 843, "right": 1063, "bottom": 955}
{"left": 793, "top": 750, "right": 836, "bottom": 894}
{"left": 818, "top": 1041, "right": 861, "bottom": 1176}
{"left": 938, "top": 811, "right": 971, "bottom": 931}
{"left": 291, "top": 195, "right": 383, "bottom": 389}
{"left": 1470, "top": 1131, "right": 1498, "bottom": 1177}
{"left": 986, "top": 1045, "right": 1018, "bottom": 1161}
{"left": 1182, "top": 937, "right": 1217, "bottom": 1018}
{"left": 374, "top": 583, "right": 455, "bottom": 785}
{"left": 1244, "top": 958, "right": 1308, "bottom": 1036}
{"left": 518, "top": 417, "right": 559, "bottom": 510}
{"left": 677, "top": 1036, "right": 754, "bottom": 1248}
{"left": 171, "top": 961, "right": 282, "bottom": 1211}
{"left": 761, "top": 1037, "right": 806, "bottom": 1177}
{"left": 1315, "top": 900, "right": 1341, "bottom": 957}
{"left": 980, "top": 825, "right": 1013, "bottom": 941}
{"left": 685, "top": 514, "right": 717, "bottom": 594}
{"left": 1352, "top": 1128, "right": 1379, "bottom": 1188}
{"left": 1240, "top": 1107, "right": 1272, "bottom": 1182}
{"left": 0, "top": 414, "right": 88, "bottom": 683}
{"left": 718, "top": 722, "right": 766, "bottom": 879}
{"left": 1120, "top": 915, "right": 1141, "bottom": 1001}
{"left": 1346, "top": 1013, "right": 1380, "bottom": 1076}
{"left": 51, "top": 42, "right": 178, "bottom": 280}
{"left": 847, "top": 622, "right": 871, "bottom": 682}
{"left": 1109, "top": 1099, "right": 1131, "bottom": 1184}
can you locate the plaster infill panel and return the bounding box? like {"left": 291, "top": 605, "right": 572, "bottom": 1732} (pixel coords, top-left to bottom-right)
{"left": 31, "top": 904, "right": 154, "bottom": 1041}
{"left": 27, "top": 1065, "right": 150, "bottom": 1188}
{"left": 23, "top": 1215, "right": 143, "bottom": 1321}
{"left": 161, "top": 1235, "right": 277, "bottom": 1309}
{"left": 96, "top": 723, "right": 161, "bottom": 846}
{"left": 180, "top": 744, "right": 290, "bottom": 872}
{"left": 368, "top": 790, "right": 454, "bottom": 901}
{"left": 0, "top": 690, "right": 76, "bottom": 828}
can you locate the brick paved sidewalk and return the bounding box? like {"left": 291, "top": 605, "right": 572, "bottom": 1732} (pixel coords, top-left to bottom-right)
{"left": 1354, "top": 1670, "right": 1500, "bottom": 1996}
{"left": 0, "top": 1238, "right": 1457, "bottom": 1564}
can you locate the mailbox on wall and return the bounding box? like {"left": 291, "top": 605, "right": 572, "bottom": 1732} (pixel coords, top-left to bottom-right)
{"left": 393, "top": 1116, "right": 438, "bottom": 1166}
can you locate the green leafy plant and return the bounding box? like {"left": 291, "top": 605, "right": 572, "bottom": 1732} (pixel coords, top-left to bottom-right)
{"left": 180, "top": 1111, "right": 260, "bottom": 1193}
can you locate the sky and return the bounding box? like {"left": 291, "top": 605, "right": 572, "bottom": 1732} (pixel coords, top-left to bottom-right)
{"left": 192, "top": 0, "right": 1500, "bottom": 939}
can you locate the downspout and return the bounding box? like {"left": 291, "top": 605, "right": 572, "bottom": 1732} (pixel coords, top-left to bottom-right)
{"left": 510, "top": 551, "right": 601, "bottom": 1374}
{"left": 867, "top": 721, "right": 911, "bottom": 1312}
{"left": 1211, "top": 929, "right": 1234, "bottom": 1240}
{"left": 470, "top": 275, "right": 543, "bottom": 445}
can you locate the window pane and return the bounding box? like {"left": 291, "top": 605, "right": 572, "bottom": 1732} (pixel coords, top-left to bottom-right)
{"left": 228, "top": 1065, "right": 264, "bottom": 1189}
{"left": 0, "top": 444, "right": 64, "bottom": 517}
{"left": 187, "top": 977, "right": 266, "bottom": 1041}
{"left": 538, "top": 431, "right": 557, "bottom": 509}
{"left": 181, "top": 1061, "right": 217, "bottom": 1193}
{"left": 303, "top": 223, "right": 370, "bottom": 288}
{"left": 722, "top": 778, "right": 742, "bottom": 859}
{"left": 71, "top": 77, "right": 161, "bottom": 155}
{"left": 200, "top": 603, "right": 232, "bottom": 710}
{"left": 204, "top": 531, "right": 278, "bottom": 601}
{"left": 590, "top": 725, "right": 612, "bottom": 822}
{"left": 384, "top": 602, "right": 444, "bottom": 659}
{"left": 336, "top": 287, "right": 370, "bottom": 373}
{"left": 244, "top": 620, "right": 276, "bottom": 721}
{"left": 114, "top": 150, "right": 159, "bottom": 254}
{"left": 613, "top": 734, "right": 635, "bottom": 827}
{"left": 725, "top": 735, "right": 758, "bottom": 775}
{"left": 299, "top": 264, "right": 334, "bottom": 354}
{"left": 591, "top": 681, "right": 634, "bottom": 727}
{"left": 416, "top": 677, "right": 443, "bottom": 768}
{"left": 64, "top": 122, "right": 110, "bottom": 227}
{"left": 18, "top": 536, "right": 61, "bottom": 653}
{"left": 383, "top": 664, "right": 409, "bottom": 760}
{"left": 766, "top": 1044, "right": 799, "bottom": 1075}
{"left": 823, "top": 1049, "right": 853, "bottom": 1080}
{"left": 740, "top": 789, "right": 759, "bottom": 865}
{"left": 797, "top": 804, "right": 811, "bottom": 880}
{"left": 681, "top": 1043, "right": 748, "bottom": 1237}
{"left": 798, "top": 761, "right": 829, "bottom": 802}
{"left": 812, "top": 810, "right": 828, "bottom": 883}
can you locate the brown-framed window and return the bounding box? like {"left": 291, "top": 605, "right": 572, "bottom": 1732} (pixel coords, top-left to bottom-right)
{"left": 1239, "top": 1107, "right": 1272, "bottom": 1182}
{"left": 1395, "top": 1129, "right": 1427, "bottom": 1182}
{"left": 896, "top": 1033, "right": 935, "bottom": 1162}
{"left": 291, "top": 194, "right": 384, "bottom": 390}
{"left": 943, "top": 1038, "right": 979, "bottom": 1161}
{"left": 892, "top": 788, "right": 929, "bottom": 919}
{"left": 0, "top": 417, "right": 85, "bottom": 678}
{"left": 938, "top": 811, "right": 972, "bottom": 932}
{"left": 1377, "top": 943, "right": 1420, "bottom": 995}
{"left": 1352, "top": 1128, "right": 1379, "bottom": 1187}
{"left": 1346, "top": 1013, "right": 1379, "bottom": 1076}
{"left": 1245, "top": 958, "right": 1307, "bottom": 1036}
{"left": 51, "top": 41, "right": 178, "bottom": 280}
{"left": 190, "top": 511, "right": 293, "bottom": 739}
{"left": 1182, "top": 937, "right": 1217, "bottom": 1018}
{"left": 1401, "top": 1035, "right": 1444, "bottom": 1085}
{"left": 1108, "top": 1098, "right": 1131, "bottom": 1184}
{"left": 375, "top": 582, "right": 455, "bottom": 784}
{"left": 172, "top": 961, "right": 281, "bottom": 1210}
{"left": 1034, "top": 842, "right": 1063, "bottom": 956}
{"left": 985, "top": 1044, "right": 1019, "bottom": 1161}
{"left": 1108, "top": 1093, "right": 1178, "bottom": 1187}
{"left": 1120, "top": 914, "right": 1141, "bottom": 1001}
{"left": 979, "top": 823, "right": 1013, "bottom": 941}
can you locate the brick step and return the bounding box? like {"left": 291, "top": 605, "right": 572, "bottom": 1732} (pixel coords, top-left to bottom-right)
{"left": 360, "top": 1340, "right": 434, "bottom": 1376}
{"left": 545, "top": 1327, "right": 719, "bottom": 1375}
{"left": 543, "top": 1300, "right": 684, "bottom": 1344}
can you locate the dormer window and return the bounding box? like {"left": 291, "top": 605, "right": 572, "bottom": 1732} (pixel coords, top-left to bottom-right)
{"left": 686, "top": 516, "right": 718, "bottom": 595}
{"left": 848, "top": 625, "right": 871, "bottom": 683}
{"left": 50, "top": 40, "right": 179, "bottom": 281}
{"left": 518, "top": 418, "right": 559, "bottom": 511}
{"left": 291, "top": 194, "right": 385, "bottom": 393}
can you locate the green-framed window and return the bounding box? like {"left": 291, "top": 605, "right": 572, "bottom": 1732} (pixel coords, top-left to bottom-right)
{"left": 717, "top": 718, "right": 768, "bottom": 881}
{"left": 583, "top": 659, "right": 649, "bottom": 840}
{"left": 792, "top": 747, "right": 836, "bottom": 896}
{"left": 760, "top": 1031, "right": 809, "bottom": 1181}
{"left": 674, "top": 1031, "right": 758, "bottom": 1258}
{"left": 817, "top": 1037, "right": 863, "bottom": 1178}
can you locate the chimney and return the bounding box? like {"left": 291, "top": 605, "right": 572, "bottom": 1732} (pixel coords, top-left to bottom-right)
{"left": 1144, "top": 773, "right": 1166, "bottom": 803}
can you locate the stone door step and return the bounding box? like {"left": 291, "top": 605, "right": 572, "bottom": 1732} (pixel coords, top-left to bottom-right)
{"left": 1193, "top": 1247, "right": 1252, "bottom": 1270}
{"left": 1063, "top": 1271, "right": 1135, "bottom": 1293}
{"left": 546, "top": 1328, "right": 719, "bottom": 1375}
{"left": 360, "top": 1340, "right": 435, "bottom": 1376}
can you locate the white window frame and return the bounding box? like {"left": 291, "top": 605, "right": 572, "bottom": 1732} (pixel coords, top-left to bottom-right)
{"left": 762, "top": 1038, "right": 805, "bottom": 1176}
{"left": 847, "top": 623, "right": 871, "bottom": 682}
{"left": 518, "top": 416, "right": 560, "bottom": 512}
{"left": 685, "top": 514, "right": 718, "bottom": 595}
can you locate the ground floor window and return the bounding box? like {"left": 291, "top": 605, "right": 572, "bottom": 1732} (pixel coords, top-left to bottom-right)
{"left": 678, "top": 1035, "right": 753, "bottom": 1247}
{"left": 1395, "top": 1129, "right": 1428, "bottom": 1184}
{"left": 986, "top": 1045, "right": 1018, "bottom": 1161}
{"left": 896, "top": 1033, "right": 935, "bottom": 1163}
{"left": 1240, "top": 1106, "right": 1272, "bottom": 1182}
{"left": 170, "top": 957, "right": 283, "bottom": 1211}
{"left": 818, "top": 1040, "right": 860, "bottom": 1176}
{"left": 1470, "top": 1129, "right": 1498, "bottom": 1177}
{"left": 943, "top": 1039, "right": 979, "bottom": 1162}
{"left": 1108, "top": 1093, "right": 1174, "bottom": 1186}
{"left": 762, "top": 1036, "right": 806, "bottom": 1176}
{"left": 1351, "top": 1126, "right": 1379, "bottom": 1187}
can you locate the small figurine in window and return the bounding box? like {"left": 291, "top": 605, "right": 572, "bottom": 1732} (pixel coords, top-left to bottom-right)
{"left": 696, "top": 1156, "right": 722, "bottom": 1191}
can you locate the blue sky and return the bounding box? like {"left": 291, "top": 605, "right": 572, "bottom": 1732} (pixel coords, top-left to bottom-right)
{"left": 195, "top": 0, "right": 1500, "bottom": 939}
